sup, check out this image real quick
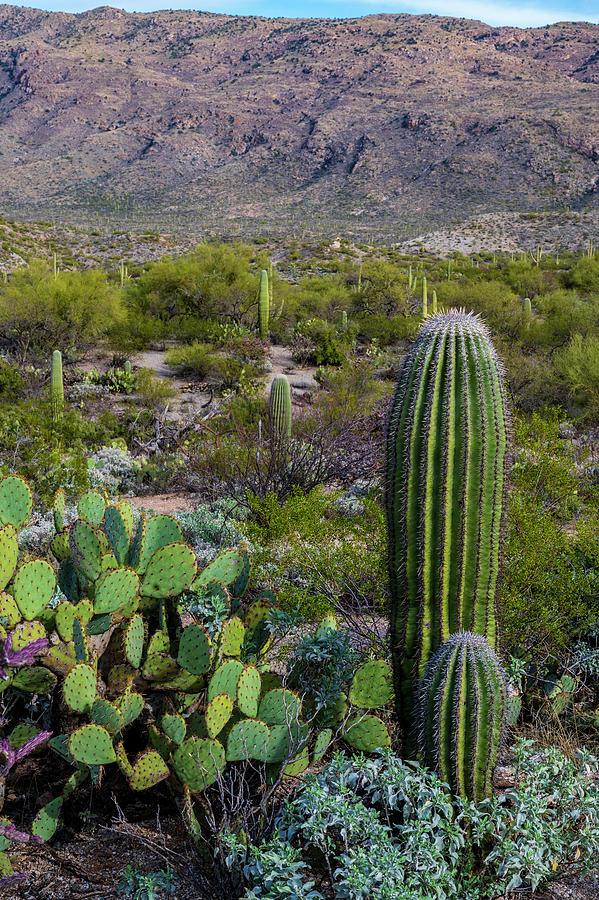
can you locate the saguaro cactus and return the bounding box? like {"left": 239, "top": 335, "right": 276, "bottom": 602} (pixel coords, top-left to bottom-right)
{"left": 258, "top": 269, "right": 269, "bottom": 340}
{"left": 51, "top": 350, "right": 64, "bottom": 422}
{"left": 522, "top": 297, "right": 532, "bottom": 317}
{"left": 269, "top": 374, "right": 292, "bottom": 438}
{"left": 385, "top": 310, "right": 509, "bottom": 751}
{"left": 418, "top": 631, "right": 507, "bottom": 801}
{"left": 341, "top": 310, "right": 348, "bottom": 331}
{"left": 422, "top": 276, "right": 428, "bottom": 317}
{"left": 431, "top": 290, "right": 438, "bottom": 315}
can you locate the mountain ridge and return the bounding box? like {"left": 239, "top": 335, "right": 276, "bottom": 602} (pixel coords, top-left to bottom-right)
{"left": 0, "top": 5, "right": 597, "bottom": 237}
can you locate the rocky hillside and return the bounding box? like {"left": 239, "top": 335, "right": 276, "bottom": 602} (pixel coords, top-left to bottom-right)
{"left": 0, "top": 5, "right": 597, "bottom": 238}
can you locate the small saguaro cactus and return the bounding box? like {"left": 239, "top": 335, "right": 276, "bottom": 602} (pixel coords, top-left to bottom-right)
{"left": 447, "top": 259, "right": 452, "bottom": 281}
{"left": 418, "top": 631, "right": 508, "bottom": 802}
{"left": 258, "top": 269, "right": 269, "bottom": 340}
{"left": 385, "top": 310, "right": 510, "bottom": 753}
{"left": 523, "top": 297, "right": 532, "bottom": 317}
{"left": 341, "top": 310, "right": 348, "bottom": 331}
{"left": 421, "top": 276, "right": 428, "bottom": 317}
{"left": 269, "top": 374, "right": 292, "bottom": 438}
{"left": 431, "top": 290, "right": 438, "bottom": 315}
{"left": 51, "top": 350, "right": 64, "bottom": 423}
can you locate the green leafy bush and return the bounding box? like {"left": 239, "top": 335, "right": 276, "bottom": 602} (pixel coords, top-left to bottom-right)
{"left": 164, "top": 342, "right": 217, "bottom": 379}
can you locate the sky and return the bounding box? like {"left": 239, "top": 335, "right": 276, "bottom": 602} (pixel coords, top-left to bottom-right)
{"left": 5, "top": 0, "right": 599, "bottom": 28}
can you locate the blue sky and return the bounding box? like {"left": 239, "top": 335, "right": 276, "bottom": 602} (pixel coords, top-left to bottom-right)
{"left": 6, "top": 0, "right": 599, "bottom": 28}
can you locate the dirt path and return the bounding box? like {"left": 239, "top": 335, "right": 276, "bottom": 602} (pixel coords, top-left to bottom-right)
{"left": 267, "top": 344, "right": 318, "bottom": 407}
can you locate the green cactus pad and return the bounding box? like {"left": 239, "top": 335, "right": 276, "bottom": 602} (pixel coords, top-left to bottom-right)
{"left": 55, "top": 599, "right": 93, "bottom": 642}
{"left": 172, "top": 737, "right": 225, "bottom": 792}
{"left": 244, "top": 594, "right": 273, "bottom": 634}
{"left": 258, "top": 688, "right": 302, "bottom": 726}
{"left": 226, "top": 719, "right": 269, "bottom": 762}
{"left": 58, "top": 559, "right": 80, "bottom": 604}
{"left": 316, "top": 614, "right": 337, "bottom": 636}
{"left": 104, "top": 505, "right": 131, "bottom": 566}
{"left": 161, "top": 712, "right": 186, "bottom": 745}
{"left": 265, "top": 721, "right": 306, "bottom": 764}
{"left": 136, "top": 515, "right": 183, "bottom": 574}
{"left": 69, "top": 520, "right": 103, "bottom": 582}
{"left": 77, "top": 489, "right": 107, "bottom": 526}
{"left": 12, "top": 619, "right": 46, "bottom": 651}
{"left": 142, "top": 651, "right": 179, "bottom": 682}
{"left": 220, "top": 617, "right": 245, "bottom": 657}
{"left": 72, "top": 616, "right": 89, "bottom": 663}
{"left": 63, "top": 663, "right": 97, "bottom": 713}
{"left": 13, "top": 559, "right": 56, "bottom": 620}
{"left": 91, "top": 698, "right": 125, "bottom": 736}
{"left": 208, "top": 659, "right": 243, "bottom": 702}
{"left": 69, "top": 724, "right": 117, "bottom": 765}
{"left": 0, "top": 524, "right": 18, "bottom": 591}
{"left": 311, "top": 728, "right": 333, "bottom": 765}
{"left": 124, "top": 613, "right": 144, "bottom": 668}
{"left": 148, "top": 725, "right": 173, "bottom": 760}
{"left": 129, "top": 750, "right": 169, "bottom": 791}
{"left": 186, "top": 712, "right": 209, "bottom": 739}
{"left": 108, "top": 664, "right": 134, "bottom": 693}
{"left": 0, "top": 591, "right": 21, "bottom": 627}
{"left": 206, "top": 693, "right": 234, "bottom": 738}
{"left": 9, "top": 723, "right": 40, "bottom": 750}
{"left": 116, "top": 501, "right": 135, "bottom": 536}
{"left": 348, "top": 660, "right": 393, "bottom": 709}
{"left": 45, "top": 641, "right": 76, "bottom": 676}
{"left": 140, "top": 543, "right": 197, "bottom": 598}
{"left": 13, "top": 665, "right": 57, "bottom": 694}
{"left": 0, "top": 475, "right": 32, "bottom": 529}
{"left": 116, "top": 689, "right": 144, "bottom": 726}
{"left": 94, "top": 567, "right": 139, "bottom": 615}
{"left": 86, "top": 613, "right": 113, "bottom": 635}
{"left": 237, "top": 666, "right": 261, "bottom": 717}
{"left": 32, "top": 796, "right": 64, "bottom": 841}
{"left": 342, "top": 715, "right": 390, "bottom": 752}
{"left": 148, "top": 630, "right": 170, "bottom": 655}
{"left": 53, "top": 488, "right": 66, "bottom": 533}
{"left": 177, "top": 623, "right": 212, "bottom": 676}
{"left": 115, "top": 741, "right": 134, "bottom": 779}
{"left": 195, "top": 548, "right": 247, "bottom": 591}
{"left": 51, "top": 532, "right": 71, "bottom": 561}
{"left": 284, "top": 748, "right": 310, "bottom": 777}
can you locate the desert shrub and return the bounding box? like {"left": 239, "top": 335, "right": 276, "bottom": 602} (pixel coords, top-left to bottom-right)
{"left": 235, "top": 740, "right": 599, "bottom": 899}
{"left": 500, "top": 410, "right": 599, "bottom": 655}
{"left": 165, "top": 341, "right": 217, "bottom": 379}
{"left": 565, "top": 257, "right": 599, "bottom": 293}
{"left": 134, "top": 367, "right": 177, "bottom": 410}
{"left": 355, "top": 313, "right": 418, "bottom": 346}
{"left": 0, "top": 359, "right": 25, "bottom": 398}
{"left": 85, "top": 366, "right": 138, "bottom": 394}
{"left": 0, "top": 261, "right": 123, "bottom": 362}
{"left": 556, "top": 333, "right": 599, "bottom": 417}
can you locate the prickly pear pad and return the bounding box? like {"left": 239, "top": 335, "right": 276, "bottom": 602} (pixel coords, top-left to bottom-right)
{"left": 172, "top": 737, "right": 225, "bottom": 792}
{"left": 220, "top": 617, "right": 245, "bottom": 656}
{"left": 237, "top": 666, "right": 261, "bottom": 718}
{"left": 140, "top": 543, "right": 197, "bottom": 598}
{"left": 258, "top": 688, "right": 302, "bottom": 726}
{"left": 69, "top": 724, "right": 117, "bottom": 765}
{"left": 91, "top": 698, "right": 125, "bottom": 735}
{"left": 206, "top": 693, "right": 234, "bottom": 738}
{"left": 348, "top": 660, "right": 393, "bottom": 709}
{"left": 77, "top": 490, "right": 107, "bottom": 527}
{"left": 94, "top": 567, "right": 139, "bottom": 615}
{"left": 104, "top": 505, "right": 131, "bottom": 566}
{"left": 0, "top": 475, "right": 32, "bottom": 529}
{"left": 161, "top": 713, "right": 186, "bottom": 745}
{"left": 342, "top": 714, "right": 390, "bottom": 752}
{"left": 207, "top": 659, "right": 243, "bottom": 702}
{"left": 124, "top": 613, "right": 144, "bottom": 668}
{"left": 0, "top": 524, "right": 18, "bottom": 591}
{"left": 136, "top": 515, "right": 183, "bottom": 574}
{"left": 177, "top": 624, "right": 212, "bottom": 675}
{"left": 129, "top": 750, "right": 169, "bottom": 790}
{"left": 194, "top": 548, "right": 247, "bottom": 591}
{"left": 226, "top": 719, "right": 269, "bottom": 762}
{"left": 63, "top": 664, "right": 97, "bottom": 713}
{"left": 69, "top": 520, "right": 103, "bottom": 583}
{"left": 13, "top": 559, "right": 56, "bottom": 620}
{"left": 0, "top": 591, "right": 21, "bottom": 628}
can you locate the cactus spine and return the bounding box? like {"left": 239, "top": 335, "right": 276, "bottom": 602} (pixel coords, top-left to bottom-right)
{"left": 51, "top": 350, "right": 64, "bottom": 423}
{"left": 421, "top": 275, "right": 428, "bottom": 318}
{"left": 258, "top": 269, "right": 269, "bottom": 340}
{"left": 418, "top": 632, "right": 507, "bottom": 801}
{"left": 385, "top": 310, "right": 509, "bottom": 752}
{"left": 269, "top": 374, "right": 292, "bottom": 438}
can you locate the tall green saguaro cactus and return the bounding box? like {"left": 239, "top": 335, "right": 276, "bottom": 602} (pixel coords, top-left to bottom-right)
{"left": 51, "top": 350, "right": 64, "bottom": 423}
{"left": 418, "top": 631, "right": 507, "bottom": 801}
{"left": 269, "top": 374, "right": 292, "bottom": 438}
{"left": 385, "top": 310, "right": 509, "bottom": 752}
{"left": 258, "top": 269, "right": 269, "bottom": 340}
{"left": 421, "top": 276, "right": 428, "bottom": 317}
